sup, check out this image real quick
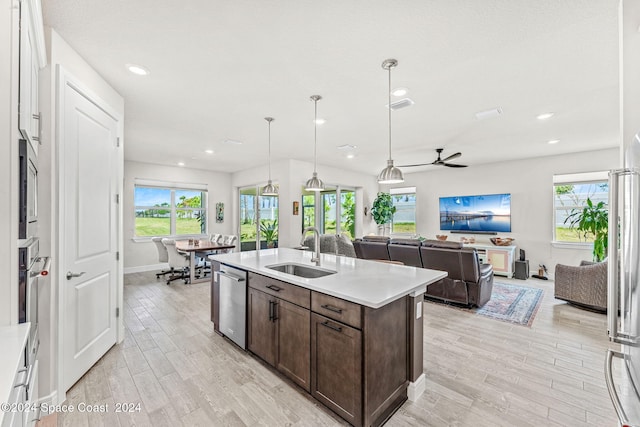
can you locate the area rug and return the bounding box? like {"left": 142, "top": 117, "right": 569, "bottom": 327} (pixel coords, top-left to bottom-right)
{"left": 476, "top": 282, "right": 544, "bottom": 327}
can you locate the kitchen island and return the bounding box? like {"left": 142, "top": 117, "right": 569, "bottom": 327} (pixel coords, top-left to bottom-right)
{"left": 209, "top": 248, "right": 446, "bottom": 427}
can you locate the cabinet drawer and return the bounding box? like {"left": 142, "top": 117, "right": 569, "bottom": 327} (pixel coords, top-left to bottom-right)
{"left": 249, "top": 272, "right": 310, "bottom": 309}
{"left": 312, "top": 292, "right": 362, "bottom": 329}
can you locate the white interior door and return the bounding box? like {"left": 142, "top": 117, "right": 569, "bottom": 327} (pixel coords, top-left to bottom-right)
{"left": 61, "top": 79, "right": 118, "bottom": 391}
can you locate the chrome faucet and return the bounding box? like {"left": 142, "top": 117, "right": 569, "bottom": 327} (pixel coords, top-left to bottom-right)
{"left": 300, "top": 226, "right": 321, "bottom": 266}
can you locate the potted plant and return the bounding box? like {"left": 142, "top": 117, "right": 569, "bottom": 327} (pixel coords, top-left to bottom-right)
{"left": 260, "top": 219, "right": 278, "bottom": 248}
{"left": 564, "top": 197, "right": 608, "bottom": 262}
{"left": 371, "top": 192, "right": 396, "bottom": 235}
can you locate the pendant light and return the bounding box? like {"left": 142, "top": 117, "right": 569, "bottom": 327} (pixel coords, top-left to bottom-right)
{"left": 261, "top": 117, "right": 278, "bottom": 196}
{"left": 305, "top": 95, "right": 325, "bottom": 191}
{"left": 377, "top": 59, "right": 405, "bottom": 184}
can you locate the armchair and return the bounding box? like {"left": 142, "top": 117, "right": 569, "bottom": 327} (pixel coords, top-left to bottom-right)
{"left": 554, "top": 260, "right": 607, "bottom": 312}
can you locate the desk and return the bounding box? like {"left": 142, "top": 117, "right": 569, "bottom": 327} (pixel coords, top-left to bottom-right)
{"left": 175, "top": 240, "right": 235, "bottom": 284}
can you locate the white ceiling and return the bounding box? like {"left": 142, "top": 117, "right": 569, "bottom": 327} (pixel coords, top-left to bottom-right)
{"left": 42, "top": 0, "right": 620, "bottom": 176}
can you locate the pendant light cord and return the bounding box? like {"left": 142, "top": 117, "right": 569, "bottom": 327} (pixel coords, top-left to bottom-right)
{"left": 388, "top": 63, "right": 392, "bottom": 161}
{"left": 314, "top": 98, "right": 318, "bottom": 173}
{"left": 268, "top": 119, "right": 272, "bottom": 180}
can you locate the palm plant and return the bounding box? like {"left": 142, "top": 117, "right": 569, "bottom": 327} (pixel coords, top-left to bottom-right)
{"left": 564, "top": 198, "right": 608, "bottom": 262}
{"left": 260, "top": 219, "right": 278, "bottom": 248}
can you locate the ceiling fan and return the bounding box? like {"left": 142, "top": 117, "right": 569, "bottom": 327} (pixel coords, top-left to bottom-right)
{"left": 398, "top": 148, "right": 468, "bottom": 168}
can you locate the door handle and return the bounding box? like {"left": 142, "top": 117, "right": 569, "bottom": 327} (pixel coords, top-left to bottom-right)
{"left": 66, "top": 271, "right": 86, "bottom": 280}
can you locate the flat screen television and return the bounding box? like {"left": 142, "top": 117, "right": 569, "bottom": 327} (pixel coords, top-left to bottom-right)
{"left": 439, "top": 193, "right": 511, "bottom": 233}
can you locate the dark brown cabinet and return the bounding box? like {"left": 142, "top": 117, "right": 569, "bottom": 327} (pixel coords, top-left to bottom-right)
{"left": 247, "top": 275, "right": 310, "bottom": 392}
{"left": 247, "top": 287, "right": 277, "bottom": 366}
{"left": 223, "top": 271, "right": 413, "bottom": 427}
{"left": 311, "top": 313, "right": 362, "bottom": 426}
{"left": 276, "top": 299, "right": 310, "bottom": 390}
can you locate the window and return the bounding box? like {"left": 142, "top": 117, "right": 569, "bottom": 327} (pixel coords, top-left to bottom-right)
{"left": 302, "top": 186, "right": 356, "bottom": 238}
{"left": 553, "top": 172, "right": 608, "bottom": 243}
{"left": 390, "top": 187, "right": 416, "bottom": 235}
{"left": 134, "top": 181, "right": 207, "bottom": 237}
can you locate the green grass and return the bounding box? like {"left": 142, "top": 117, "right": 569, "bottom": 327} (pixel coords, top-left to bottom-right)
{"left": 555, "top": 227, "right": 594, "bottom": 243}
{"left": 135, "top": 217, "right": 202, "bottom": 236}
{"left": 241, "top": 223, "right": 257, "bottom": 241}
{"left": 392, "top": 222, "right": 416, "bottom": 234}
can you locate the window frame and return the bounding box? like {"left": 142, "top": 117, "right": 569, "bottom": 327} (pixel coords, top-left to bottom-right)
{"left": 552, "top": 171, "right": 608, "bottom": 247}
{"left": 133, "top": 180, "right": 208, "bottom": 240}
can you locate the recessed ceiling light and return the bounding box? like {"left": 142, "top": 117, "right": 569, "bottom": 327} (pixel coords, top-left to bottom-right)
{"left": 205, "top": 149, "right": 214, "bottom": 154}
{"left": 314, "top": 118, "right": 326, "bottom": 125}
{"left": 346, "top": 154, "right": 355, "bottom": 159}
{"left": 548, "top": 139, "right": 560, "bottom": 144}
{"left": 126, "top": 64, "right": 149, "bottom": 76}
{"left": 475, "top": 107, "right": 503, "bottom": 120}
{"left": 337, "top": 144, "right": 357, "bottom": 150}
{"left": 537, "top": 112, "right": 555, "bottom": 120}
{"left": 223, "top": 139, "right": 243, "bottom": 145}
{"left": 177, "top": 162, "right": 185, "bottom": 166}
{"left": 391, "top": 87, "right": 408, "bottom": 97}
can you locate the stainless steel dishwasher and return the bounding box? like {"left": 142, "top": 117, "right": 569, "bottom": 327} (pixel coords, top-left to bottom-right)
{"left": 216, "top": 265, "right": 247, "bottom": 349}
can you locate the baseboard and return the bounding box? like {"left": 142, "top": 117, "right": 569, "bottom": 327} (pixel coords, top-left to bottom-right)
{"left": 37, "top": 389, "right": 58, "bottom": 414}
{"left": 123, "top": 263, "right": 168, "bottom": 274}
{"left": 407, "top": 373, "right": 426, "bottom": 401}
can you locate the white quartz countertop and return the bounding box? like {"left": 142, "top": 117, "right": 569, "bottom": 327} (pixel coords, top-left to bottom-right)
{"left": 0, "top": 323, "right": 30, "bottom": 425}
{"left": 210, "top": 248, "right": 447, "bottom": 308}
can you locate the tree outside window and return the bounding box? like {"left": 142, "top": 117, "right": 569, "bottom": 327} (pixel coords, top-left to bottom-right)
{"left": 134, "top": 185, "right": 207, "bottom": 236}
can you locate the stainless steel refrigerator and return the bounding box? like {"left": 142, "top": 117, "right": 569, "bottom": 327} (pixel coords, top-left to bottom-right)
{"left": 607, "top": 132, "right": 640, "bottom": 427}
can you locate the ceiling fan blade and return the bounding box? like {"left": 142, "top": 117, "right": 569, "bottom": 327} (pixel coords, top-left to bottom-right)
{"left": 441, "top": 152, "right": 462, "bottom": 162}
{"left": 443, "top": 163, "right": 468, "bottom": 168}
{"left": 397, "top": 163, "right": 432, "bottom": 168}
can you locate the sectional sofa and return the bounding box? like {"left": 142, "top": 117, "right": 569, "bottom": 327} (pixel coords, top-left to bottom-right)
{"left": 353, "top": 236, "right": 494, "bottom": 307}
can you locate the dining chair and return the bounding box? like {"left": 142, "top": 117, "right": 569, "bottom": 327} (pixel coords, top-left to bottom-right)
{"left": 221, "top": 235, "right": 237, "bottom": 253}
{"left": 161, "top": 238, "right": 191, "bottom": 284}
{"left": 152, "top": 237, "right": 175, "bottom": 279}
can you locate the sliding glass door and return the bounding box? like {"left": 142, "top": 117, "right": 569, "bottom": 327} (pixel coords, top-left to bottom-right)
{"left": 239, "top": 186, "right": 279, "bottom": 251}
{"left": 301, "top": 185, "right": 355, "bottom": 238}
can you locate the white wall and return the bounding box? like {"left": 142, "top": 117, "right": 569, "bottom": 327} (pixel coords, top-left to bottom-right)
{"left": 123, "top": 161, "right": 234, "bottom": 271}
{"left": 0, "top": 0, "right": 20, "bottom": 327}
{"left": 38, "top": 28, "right": 125, "bottom": 404}
{"left": 231, "top": 159, "right": 379, "bottom": 249}
{"left": 380, "top": 148, "right": 620, "bottom": 278}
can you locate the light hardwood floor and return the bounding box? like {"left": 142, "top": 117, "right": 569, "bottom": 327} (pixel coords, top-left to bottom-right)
{"left": 52, "top": 272, "right": 621, "bottom": 426}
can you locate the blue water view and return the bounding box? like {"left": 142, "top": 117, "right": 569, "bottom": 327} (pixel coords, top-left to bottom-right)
{"left": 440, "top": 215, "right": 511, "bottom": 232}
{"left": 439, "top": 194, "right": 511, "bottom": 232}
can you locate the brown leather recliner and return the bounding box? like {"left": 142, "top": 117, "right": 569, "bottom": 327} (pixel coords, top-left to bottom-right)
{"left": 420, "top": 240, "right": 494, "bottom": 307}
{"left": 353, "top": 235, "right": 390, "bottom": 260}
{"left": 388, "top": 238, "right": 422, "bottom": 267}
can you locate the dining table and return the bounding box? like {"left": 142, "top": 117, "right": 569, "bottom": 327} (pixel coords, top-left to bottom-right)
{"left": 175, "top": 239, "right": 235, "bottom": 284}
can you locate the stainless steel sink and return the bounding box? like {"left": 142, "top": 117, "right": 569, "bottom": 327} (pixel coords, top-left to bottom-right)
{"left": 266, "top": 263, "right": 337, "bottom": 279}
